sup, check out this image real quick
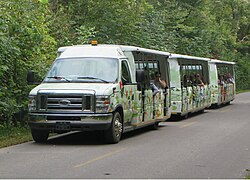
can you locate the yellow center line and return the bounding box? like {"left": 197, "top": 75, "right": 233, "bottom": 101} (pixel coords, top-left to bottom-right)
{"left": 180, "top": 121, "right": 198, "bottom": 128}
{"left": 74, "top": 148, "right": 126, "bottom": 168}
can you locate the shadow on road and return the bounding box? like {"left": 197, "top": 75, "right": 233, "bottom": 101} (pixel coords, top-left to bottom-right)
{"left": 166, "top": 102, "right": 234, "bottom": 123}
{"left": 167, "top": 110, "right": 208, "bottom": 122}
{"left": 41, "top": 125, "right": 164, "bottom": 146}
{"left": 35, "top": 103, "right": 234, "bottom": 146}
{"left": 45, "top": 131, "right": 106, "bottom": 145}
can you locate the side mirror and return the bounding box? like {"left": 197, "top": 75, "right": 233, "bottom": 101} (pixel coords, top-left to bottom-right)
{"left": 27, "top": 71, "right": 35, "bottom": 85}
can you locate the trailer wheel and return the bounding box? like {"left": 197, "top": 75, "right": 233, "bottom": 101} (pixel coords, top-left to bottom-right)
{"left": 31, "top": 129, "right": 49, "bottom": 143}
{"left": 226, "top": 101, "right": 231, "bottom": 105}
{"left": 183, "top": 114, "right": 189, "bottom": 119}
{"left": 104, "top": 112, "right": 122, "bottom": 144}
{"left": 151, "top": 121, "right": 159, "bottom": 130}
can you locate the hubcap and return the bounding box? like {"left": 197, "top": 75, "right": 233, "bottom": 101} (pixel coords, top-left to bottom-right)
{"left": 114, "top": 118, "right": 122, "bottom": 138}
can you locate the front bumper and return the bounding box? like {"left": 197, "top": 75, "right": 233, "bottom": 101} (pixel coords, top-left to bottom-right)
{"left": 28, "top": 113, "right": 113, "bottom": 131}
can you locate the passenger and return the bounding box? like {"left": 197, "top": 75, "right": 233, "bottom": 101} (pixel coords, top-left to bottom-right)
{"left": 150, "top": 72, "right": 167, "bottom": 95}
{"left": 226, "top": 73, "right": 235, "bottom": 84}
{"left": 154, "top": 72, "right": 167, "bottom": 89}
{"left": 189, "top": 75, "right": 194, "bottom": 86}
{"left": 218, "top": 75, "right": 225, "bottom": 86}
{"left": 195, "top": 74, "right": 205, "bottom": 86}
{"left": 226, "top": 72, "right": 235, "bottom": 95}
{"left": 183, "top": 75, "right": 192, "bottom": 87}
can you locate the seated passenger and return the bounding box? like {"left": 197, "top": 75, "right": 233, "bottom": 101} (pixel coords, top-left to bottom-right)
{"left": 226, "top": 73, "right": 235, "bottom": 84}
{"left": 218, "top": 75, "right": 225, "bottom": 86}
{"left": 150, "top": 72, "right": 167, "bottom": 95}
{"left": 195, "top": 74, "right": 205, "bottom": 86}
{"left": 183, "top": 75, "right": 193, "bottom": 87}
{"left": 189, "top": 75, "right": 194, "bottom": 86}
{"left": 154, "top": 72, "right": 167, "bottom": 89}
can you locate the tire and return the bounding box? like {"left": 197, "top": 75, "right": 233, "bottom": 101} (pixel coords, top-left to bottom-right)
{"left": 151, "top": 121, "right": 159, "bottom": 130}
{"left": 31, "top": 129, "right": 49, "bottom": 143}
{"left": 199, "top": 109, "right": 205, "bottom": 113}
{"left": 182, "top": 114, "right": 188, "bottom": 119}
{"left": 104, "top": 112, "right": 123, "bottom": 144}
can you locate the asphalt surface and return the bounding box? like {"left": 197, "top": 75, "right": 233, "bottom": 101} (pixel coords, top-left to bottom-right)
{"left": 0, "top": 92, "right": 250, "bottom": 179}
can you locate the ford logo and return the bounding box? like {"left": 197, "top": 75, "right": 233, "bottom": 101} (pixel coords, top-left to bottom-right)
{"left": 59, "top": 99, "right": 71, "bottom": 106}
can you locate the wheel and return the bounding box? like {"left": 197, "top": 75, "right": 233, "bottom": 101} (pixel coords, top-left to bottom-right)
{"left": 226, "top": 101, "right": 231, "bottom": 105}
{"left": 31, "top": 129, "right": 49, "bottom": 143}
{"left": 104, "top": 112, "right": 123, "bottom": 144}
{"left": 182, "top": 114, "right": 188, "bottom": 119}
{"left": 151, "top": 121, "right": 159, "bottom": 130}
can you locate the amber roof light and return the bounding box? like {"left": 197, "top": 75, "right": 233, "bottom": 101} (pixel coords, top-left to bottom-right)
{"left": 91, "top": 40, "right": 98, "bottom": 46}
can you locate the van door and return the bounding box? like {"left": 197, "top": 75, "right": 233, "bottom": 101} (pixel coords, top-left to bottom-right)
{"left": 120, "top": 60, "right": 134, "bottom": 125}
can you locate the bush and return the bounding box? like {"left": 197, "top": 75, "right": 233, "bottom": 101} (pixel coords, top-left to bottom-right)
{"left": 0, "top": 0, "right": 56, "bottom": 125}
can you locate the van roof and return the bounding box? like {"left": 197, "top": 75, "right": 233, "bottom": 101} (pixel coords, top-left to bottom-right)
{"left": 58, "top": 45, "right": 126, "bottom": 59}
{"left": 57, "top": 44, "right": 170, "bottom": 59}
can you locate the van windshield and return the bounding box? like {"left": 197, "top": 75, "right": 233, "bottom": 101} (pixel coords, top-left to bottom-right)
{"left": 44, "top": 57, "right": 118, "bottom": 83}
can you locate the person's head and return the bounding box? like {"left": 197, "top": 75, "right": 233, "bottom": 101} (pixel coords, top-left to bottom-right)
{"left": 196, "top": 74, "right": 201, "bottom": 80}
{"left": 154, "top": 72, "right": 161, "bottom": 80}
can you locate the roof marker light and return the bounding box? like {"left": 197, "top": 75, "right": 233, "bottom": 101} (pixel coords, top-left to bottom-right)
{"left": 91, "top": 40, "right": 98, "bottom": 46}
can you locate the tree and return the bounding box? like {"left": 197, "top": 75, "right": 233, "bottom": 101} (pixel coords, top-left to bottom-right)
{"left": 0, "top": 0, "right": 56, "bottom": 124}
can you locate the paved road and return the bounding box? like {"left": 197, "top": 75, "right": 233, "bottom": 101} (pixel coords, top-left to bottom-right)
{"left": 1, "top": 92, "right": 250, "bottom": 179}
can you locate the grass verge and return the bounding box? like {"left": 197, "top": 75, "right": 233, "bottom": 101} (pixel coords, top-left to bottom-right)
{"left": 0, "top": 124, "right": 32, "bottom": 148}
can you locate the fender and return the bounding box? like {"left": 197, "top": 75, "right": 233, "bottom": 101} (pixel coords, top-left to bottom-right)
{"left": 113, "top": 104, "right": 124, "bottom": 118}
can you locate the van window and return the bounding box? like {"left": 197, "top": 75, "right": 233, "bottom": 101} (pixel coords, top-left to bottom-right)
{"left": 44, "top": 57, "right": 118, "bottom": 83}
{"left": 121, "top": 60, "right": 131, "bottom": 83}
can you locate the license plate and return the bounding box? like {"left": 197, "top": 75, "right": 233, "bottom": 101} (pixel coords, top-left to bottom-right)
{"left": 55, "top": 122, "right": 71, "bottom": 130}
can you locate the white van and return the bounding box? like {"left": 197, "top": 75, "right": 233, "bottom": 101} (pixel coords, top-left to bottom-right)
{"left": 27, "top": 42, "right": 171, "bottom": 143}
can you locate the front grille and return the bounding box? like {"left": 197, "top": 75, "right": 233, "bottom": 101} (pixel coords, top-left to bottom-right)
{"left": 37, "top": 90, "right": 95, "bottom": 112}
{"left": 47, "top": 95, "right": 83, "bottom": 111}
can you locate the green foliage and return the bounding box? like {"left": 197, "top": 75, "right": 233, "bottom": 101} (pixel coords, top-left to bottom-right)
{"left": 0, "top": 0, "right": 56, "bottom": 124}
{"left": 38, "top": 0, "right": 48, "bottom": 4}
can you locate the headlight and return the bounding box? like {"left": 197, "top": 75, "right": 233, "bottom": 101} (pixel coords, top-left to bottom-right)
{"left": 28, "top": 96, "right": 36, "bottom": 112}
{"left": 96, "top": 95, "right": 110, "bottom": 113}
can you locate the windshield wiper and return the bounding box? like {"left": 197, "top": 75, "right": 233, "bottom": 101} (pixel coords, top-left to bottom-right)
{"left": 47, "top": 76, "right": 71, "bottom": 82}
{"left": 77, "top": 76, "right": 109, "bottom": 83}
